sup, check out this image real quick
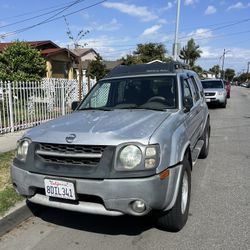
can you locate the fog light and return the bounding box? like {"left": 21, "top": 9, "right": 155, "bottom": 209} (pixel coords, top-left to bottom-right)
{"left": 131, "top": 200, "right": 146, "bottom": 213}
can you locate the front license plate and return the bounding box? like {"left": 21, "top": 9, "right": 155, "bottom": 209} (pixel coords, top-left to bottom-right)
{"left": 206, "top": 98, "right": 211, "bottom": 102}
{"left": 44, "top": 179, "right": 76, "bottom": 200}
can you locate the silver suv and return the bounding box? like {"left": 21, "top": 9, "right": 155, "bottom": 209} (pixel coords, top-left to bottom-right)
{"left": 12, "top": 61, "right": 210, "bottom": 231}
{"left": 201, "top": 79, "right": 227, "bottom": 108}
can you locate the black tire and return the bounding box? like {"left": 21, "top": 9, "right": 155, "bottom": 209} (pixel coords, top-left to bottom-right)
{"left": 221, "top": 99, "right": 227, "bottom": 108}
{"left": 156, "top": 155, "right": 191, "bottom": 232}
{"left": 199, "top": 121, "right": 210, "bottom": 159}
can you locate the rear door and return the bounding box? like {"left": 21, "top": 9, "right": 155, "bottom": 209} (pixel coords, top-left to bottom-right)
{"left": 181, "top": 75, "right": 202, "bottom": 149}
{"left": 188, "top": 75, "right": 205, "bottom": 140}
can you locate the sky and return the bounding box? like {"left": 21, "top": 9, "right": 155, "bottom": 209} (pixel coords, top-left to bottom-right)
{"left": 0, "top": 0, "right": 250, "bottom": 74}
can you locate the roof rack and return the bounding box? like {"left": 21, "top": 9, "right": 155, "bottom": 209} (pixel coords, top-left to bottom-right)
{"left": 103, "top": 61, "right": 190, "bottom": 79}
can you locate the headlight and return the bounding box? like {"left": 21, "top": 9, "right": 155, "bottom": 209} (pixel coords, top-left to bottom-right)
{"left": 218, "top": 91, "right": 223, "bottom": 95}
{"left": 16, "top": 139, "right": 31, "bottom": 161}
{"left": 116, "top": 144, "right": 159, "bottom": 171}
{"left": 119, "top": 145, "right": 142, "bottom": 169}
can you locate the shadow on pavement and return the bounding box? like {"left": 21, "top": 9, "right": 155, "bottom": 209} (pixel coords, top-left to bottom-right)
{"left": 27, "top": 202, "right": 157, "bottom": 236}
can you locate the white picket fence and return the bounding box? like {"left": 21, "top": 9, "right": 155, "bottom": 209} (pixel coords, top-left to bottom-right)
{"left": 0, "top": 77, "right": 96, "bottom": 134}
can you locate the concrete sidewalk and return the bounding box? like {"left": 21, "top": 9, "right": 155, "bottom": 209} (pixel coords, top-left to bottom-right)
{"left": 0, "top": 130, "right": 27, "bottom": 153}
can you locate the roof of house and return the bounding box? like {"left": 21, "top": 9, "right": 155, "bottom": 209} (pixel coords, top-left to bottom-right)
{"left": 103, "top": 60, "right": 122, "bottom": 70}
{"left": 24, "top": 40, "right": 60, "bottom": 48}
{"left": 40, "top": 48, "right": 77, "bottom": 58}
{"left": 0, "top": 40, "right": 59, "bottom": 52}
{"left": 70, "top": 48, "right": 98, "bottom": 57}
{"left": 0, "top": 40, "right": 78, "bottom": 59}
{"left": 80, "top": 60, "right": 122, "bottom": 70}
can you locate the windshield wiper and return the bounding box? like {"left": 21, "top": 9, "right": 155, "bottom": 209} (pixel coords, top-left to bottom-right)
{"left": 135, "top": 107, "right": 167, "bottom": 111}
{"left": 78, "top": 107, "right": 113, "bottom": 111}
{"left": 116, "top": 106, "right": 166, "bottom": 111}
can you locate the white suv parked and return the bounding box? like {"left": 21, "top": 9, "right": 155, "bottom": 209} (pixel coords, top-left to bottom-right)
{"left": 201, "top": 79, "right": 227, "bottom": 108}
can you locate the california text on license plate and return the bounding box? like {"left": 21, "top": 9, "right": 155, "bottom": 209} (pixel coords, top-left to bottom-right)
{"left": 44, "top": 179, "right": 76, "bottom": 200}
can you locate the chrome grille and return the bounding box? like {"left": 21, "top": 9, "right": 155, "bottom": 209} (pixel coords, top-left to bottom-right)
{"left": 37, "top": 143, "right": 106, "bottom": 166}
{"left": 205, "top": 92, "right": 215, "bottom": 97}
{"left": 40, "top": 143, "right": 105, "bottom": 154}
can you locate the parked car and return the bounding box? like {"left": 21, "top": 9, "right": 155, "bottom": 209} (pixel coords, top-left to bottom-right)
{"left": 240, "top": 82, "right": 248, "bottom": 87}
{"left": 11, "top": 61, "right": 210, "bottom": 232}
{"left": 224, "top": 80, "right": 231, "bottom": 98}
{"left": 201, "top": 79, "right": 227, "bottom": 108}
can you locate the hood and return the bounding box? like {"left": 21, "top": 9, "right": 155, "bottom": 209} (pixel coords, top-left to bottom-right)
{"left": 25, "top": 110, "right": 171, "bottom": 145}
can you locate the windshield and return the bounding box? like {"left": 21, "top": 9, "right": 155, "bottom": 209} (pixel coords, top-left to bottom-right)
{"left": 201, "top": 80, "right": 224, "bottom": 89}
{"left": 78, "top": 76, "right": 178, "bottom": 111}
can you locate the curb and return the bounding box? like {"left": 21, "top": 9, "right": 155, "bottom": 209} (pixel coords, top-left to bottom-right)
{"left": 0, "top": 201, "right": 32, "bottom": 237}
{"left": 0, "top": 200, "right": 43, "bottom": 237}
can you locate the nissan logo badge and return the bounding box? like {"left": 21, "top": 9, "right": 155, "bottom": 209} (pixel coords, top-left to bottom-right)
{"left": 65, "top": 134, "right": 76, "bottom": 143}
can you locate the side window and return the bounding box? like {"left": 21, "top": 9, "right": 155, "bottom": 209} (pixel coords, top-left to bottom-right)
{"left": 194, "top": 76, "right": 204, "bottom": 97}
{"left": 89, "top": 82, "right": 111, "bottom": 107}
{"left": 182, "top": 78, "right": 193, "bottom": 108}
{"left": 188, "top": 77, "right": 200, "bottom": 102}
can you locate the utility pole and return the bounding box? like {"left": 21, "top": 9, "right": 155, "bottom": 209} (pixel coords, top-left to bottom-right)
{"left": 221, "top": 49, "right": 230, "bottom": 79}
{"left": 173, "top": 0, "right": 181, "bottom": 61}
{"left": 247, "top": 62, "right": 250, "bottom": 74}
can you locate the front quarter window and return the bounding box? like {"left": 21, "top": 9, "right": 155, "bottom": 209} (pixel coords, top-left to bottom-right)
{"left": 181, "top": 78, "right": 193, "bottom": 111}
{"left": 79, "top": 82, "right": 111, "bottom": 109}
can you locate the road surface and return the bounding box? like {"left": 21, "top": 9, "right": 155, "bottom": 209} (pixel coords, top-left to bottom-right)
{"left": 0, "top": 86, "right": 249, "bottom": 250}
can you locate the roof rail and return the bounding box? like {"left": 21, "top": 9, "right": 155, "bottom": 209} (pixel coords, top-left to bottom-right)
{"left": 103, "top": 61, "right": 190, "bottom": 79}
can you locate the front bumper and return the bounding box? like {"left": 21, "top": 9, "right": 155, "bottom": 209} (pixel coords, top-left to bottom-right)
{"left": 11, "top": 164, "right": 182, "bottom": 216}
{"left": 205, "top": 94, "right": 226, "bottom": 104}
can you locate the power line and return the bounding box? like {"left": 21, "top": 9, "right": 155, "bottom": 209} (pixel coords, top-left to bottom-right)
{"left": 0, "top": 0, "right": 82, "bottom": 21}
{"left": 180, "top": 29, "right": 250, "bottom": 43}
{"left": 86, "top": 28, "right": 250, "bottom": 53}
{"left": 0, "top": 0, "right": 106, "bottom": 38}
{"left": 0, "top": 0, "right": 87, "bottom": 29}
{"left": 178, "top": 18, "right": 250, "bottom": 42}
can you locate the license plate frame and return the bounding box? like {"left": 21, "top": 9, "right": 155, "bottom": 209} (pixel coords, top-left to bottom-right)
{"left": 206, "top": 98, "right": 211, "bottom": 102}
{"left": 44, "top": 178, "right": 76, "bottom": 200}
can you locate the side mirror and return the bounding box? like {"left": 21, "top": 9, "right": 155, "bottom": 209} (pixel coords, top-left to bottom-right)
{"left": 71, "top": 101, "right": 79, "bottom": 111}
{"left": 183, "top": 96, "right": 193, "bottom": 112}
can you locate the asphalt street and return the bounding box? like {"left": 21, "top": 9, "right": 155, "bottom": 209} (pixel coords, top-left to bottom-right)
{"left": 0, "top": 86, "right": 249, "bottom": 250}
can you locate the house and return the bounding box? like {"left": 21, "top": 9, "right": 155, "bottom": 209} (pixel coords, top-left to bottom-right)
{"left": 70, "top": 48, "right": 98, "bottom": 62}
{"left": 201, "top": 71, "right": 216, "bottom": 79}
{"left": 103, "top": 60, "right": 123, "bottom": 71}
{"left": 69, "top": 48, "right": 99, "bottom": 79}
{"left": 0, "top": 40, "right": 79, "bottom": 79}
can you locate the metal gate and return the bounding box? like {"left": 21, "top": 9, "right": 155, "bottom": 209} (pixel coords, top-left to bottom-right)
{"left": 0, "top": 77, "right": 96, "bottom": 134}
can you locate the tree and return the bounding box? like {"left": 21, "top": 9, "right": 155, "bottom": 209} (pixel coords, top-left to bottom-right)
{"left": 121, "top": 54, "right": 140, "bottom": 65}
{"left": 134, "top": 43, "right": 167, "bottom": 63}
{"left": 64, "top": 17, "right": 89, "bottom": 99}
{"left": 121, "top": 43, "right": 170, "bottom": 65}
{"left": 0, "top": 41, "right": 46, "bottom": 81}
{"left": 224, "top": 68, "right": 235, "bottom": 81}
{"left": 86, "top": 54, "right": 107, "bottom": 81}
{"left": 192, "top": 65, "right": 204, "bottom": 77}
{"left": 209, "top": 65, "right": 220, "bottom": 78}
{"left": 237, "top": 72, "right": 250, "bottom": 82}
{"left": 179, "top": 39, "right": 202, "bottom": 67}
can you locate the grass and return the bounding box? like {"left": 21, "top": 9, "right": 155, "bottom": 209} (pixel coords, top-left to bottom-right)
{"left": 0, "top": 151, "right": 24, "bottom": 217}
